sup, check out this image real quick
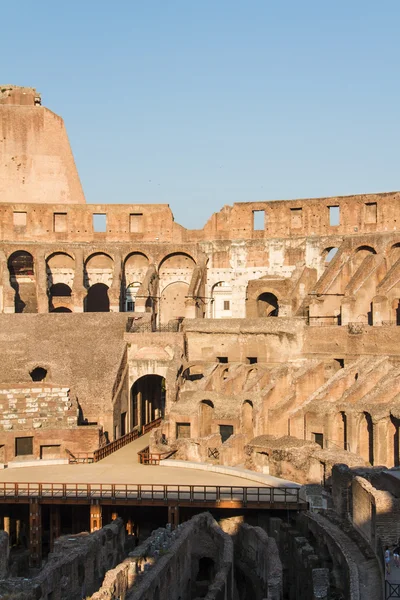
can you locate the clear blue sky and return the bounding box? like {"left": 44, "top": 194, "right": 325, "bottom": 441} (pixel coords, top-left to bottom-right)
{"left": 2, "top": 1, "right": 400, "bottom": 229}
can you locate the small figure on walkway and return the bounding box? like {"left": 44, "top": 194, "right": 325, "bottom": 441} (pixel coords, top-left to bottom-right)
{"left": 393, "top": 545, "right": 400, "bottom": 568}
{"left": 385, "top": 546, "right": 392, "bottom": 575}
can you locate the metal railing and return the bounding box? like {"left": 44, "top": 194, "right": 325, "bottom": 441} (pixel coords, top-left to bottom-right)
{"left": 92, "top": 417, "right": 163, "bottom": 462}
{"left": 137, "top": 445, "right": 177, "bottom": 465}
{"left": 0, "top": 482, "right": 304, "bottom": 507}
{"left": 386, "top": 582, "right": 400, "bottom": 599}
{"left": 127, "top": 321, "right": 182, "bottom": 334}
{"left": 65, "top": 449, "right": 95, "bottom": 464}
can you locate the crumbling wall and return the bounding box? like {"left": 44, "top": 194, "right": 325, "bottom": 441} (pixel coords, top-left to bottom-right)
{"left": 235, "top": 523, "right": 282, "bottom": 600}
{"left": 0, "top": 531, "right": 9, "bottom": 578}
{"left": 0, "top": 518, "right": 125, "bottom": 600}
{"left": 90, "top": 513, "right": 233, "bottom": 600}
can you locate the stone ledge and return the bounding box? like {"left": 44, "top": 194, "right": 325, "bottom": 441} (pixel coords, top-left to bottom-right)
{"left": 160, "top": 459, "right": 300, "bottom": 487}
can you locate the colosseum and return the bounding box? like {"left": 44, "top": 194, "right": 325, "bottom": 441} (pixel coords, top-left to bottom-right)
{"left": 0, "top": 85, "right": 399, "bottom": 600}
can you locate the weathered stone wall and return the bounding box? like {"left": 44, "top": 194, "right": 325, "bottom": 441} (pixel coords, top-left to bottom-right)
{"left": 0, "top": 518, "right": 125, "bottom": 600}
{"left": 90, "top": 513, "right": 233, "bottom": 600}
{"left": 0, "top": 531, "right": 9, "bottom": 578}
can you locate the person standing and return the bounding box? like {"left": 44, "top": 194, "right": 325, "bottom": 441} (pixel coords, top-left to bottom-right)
{"left": 385, "top": 546, "right": 392, "bottom": 576}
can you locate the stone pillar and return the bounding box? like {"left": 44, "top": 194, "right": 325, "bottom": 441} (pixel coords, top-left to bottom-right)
{"left": 90, "top": 503, "right": 102, "bottom": 532}
{"left": 372, "top": 295, "right": 390, "bottom": 326}
{"left": 168, "top": 505, "right": 179, "bottom": 529}
{"left": 346, "top": 412, "right": 358, "bottom": 455}
{"left": 340, "top": 296, "right": 356, "bottom": 326}
{"left": 1, "top": 250, "right": 15, "bottom": 313}
{"left": 49, "top": 505, "right": 61, "bottom": 551}
{"left": 374, "top": 417, "right": 391, "bottom": 466}
{"left": 109, "top": 252, "right": 122, "bottom": 312}
{"left": 29, "top": 499, "right": 42, "bottom": 568}
{"left": 72, "top": 248, "right": 86, "bottom": 312}
{"left": 35, "top": 250, "right": 48, "bottom": 313}
{"left": 3, "top": 515, "right": 10, "bottom": 535}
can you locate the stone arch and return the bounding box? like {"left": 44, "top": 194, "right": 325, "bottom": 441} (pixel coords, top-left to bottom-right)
{"left": 199, "top": 400, "right": 214, "bottom": 437}
{"left": 322, "top": 247, "right": 339, "bottom": 263}
{"left": 8, "top": 250, "right": 37, "bottom": 313}
{"left": 131, "top": 375, "right": 165, "bottom": 430}
{"left": 159, "top": 281, "right": 189, "bottom": 324}
{"left": 46, "top": 252, "right": 75, "bottom": 311}
{"left": 211, "top": 281, "right": 232, "bottom": 318}
{"left": 391, "top": 415, "right": 400, "bottom": 467}
{"left": 123, "top": 253, "right": 150, "bottom": 311}
{"left": 85, "top": 252, "right": 113, "bottom": 288}
{"left": 85, "top": 283, "right": 110, "bottom": 312}
{"left": 51, "top": 306, "right": 72, "bottom": 313}
{"left": 242, "top": 400, "right": 254, "bottom": 439}
{"left": 158, "top": 252, "right": 196, "bottom": 270}
{"left": 257, "top": 292, "right": 279, "bottom": 317}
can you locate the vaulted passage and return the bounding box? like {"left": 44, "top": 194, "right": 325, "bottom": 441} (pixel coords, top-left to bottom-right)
{"left": 8, "top": 251, "right": 37, "bottom": 313}
{"left": 131, "top": 375, "right": 165, "bottom": 429}
{"left": 85, "top": 283, "right": 110, "bottom": 312}
{"left": 257, "top": 292, "right": 279, "bottom": 317}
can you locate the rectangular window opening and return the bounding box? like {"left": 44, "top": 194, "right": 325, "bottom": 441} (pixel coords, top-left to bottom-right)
{"left": 365, "top": 202, "right": 377, "bottom": 224}
{"left": 253, "top": 210, "right": 265, "bottom": 231}
{"left": 15, "top": 436, "right": 33, "bottom": 456}
{"left": 53, "top": 212, "right": 67, "bottom": 233}
{"left": 223, "top": 300, "right": 230, "bottom": 311}
{"left": 40, "top": 445, "right": 61, "bottom": 460}
{"left": 313, "top": 433, "right": 324, "bottom": 449}
{"left": 328, "top": 205, "right": 340, "bottom": 226}
{"left": 93, "top": 213, "right": 107, "bottom": 232}
{"left": 219, "top": 424, "right": 234, "bottom": 443}
{"left": 13, "top": 211, "right": 27, "bottom": 227}
{"left": 246, "top": 357, "right": 258, "bottom": 364}
{"left": 217, "top": 356, "right": 228, "bottom": 363}
{"left": 130, "top": 213, "right": 143, "bottom": 233}
{"left": 176, "top": 422, "right": 191, "bottom": 439}
{"left": 290, "top": 207, "right": 302, "bottom": 228}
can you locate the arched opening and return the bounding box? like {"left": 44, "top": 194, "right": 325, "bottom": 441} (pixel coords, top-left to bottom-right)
{"left": 85, "top": 283, "right": 110, "bottom": 312}
{"left": 199, "top": 400, "right": 214, "bottom": 437}
{"left": 8, "top": 251, "right": 37, "bottom": 313}
{"left": 84, "top": 253, "right": 114, "bottom": 291}
{"left": 51, "top": 307, "right": 72, "bottom": 313}
{"left": 49, "top": 282, "right": 72, "bottom": 312}
{"left": 323, "top": 247, "right": 339, "bottom": 263}
{"left": 159, "top": 282, "right": 189, "bottom": 324}
{"left": 242, "top": 400, "right": 254, "bottom": 439}
{"left": 193, "top": 557, "right": 215, "bottom": 597}
{"left": 30, "top": 367, "right": 47, "bottom": 382}
{"left": 352, "top": 246, "right": 376, "bottom": 272}
{"left": 125, "top": 282, "right": 141, "bottom": 312}
{"left": 131, "top": 375, "right": 165, "bottom": 430}
{"left": 257, "top": 292, "right": 279, "bottom": 317}
{"left": 211, "top": 281, "right": 232, "bottom": 318}
{"left": 50, "top": 283, "right": 71, "bottom": 297}
{"left": 359, "top": 412, "right": 374, "bottom": 465}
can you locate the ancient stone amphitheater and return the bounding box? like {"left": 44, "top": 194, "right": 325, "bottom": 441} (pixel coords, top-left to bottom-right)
{"left": 0, "top": 85, "right": 398, "bottom": 600}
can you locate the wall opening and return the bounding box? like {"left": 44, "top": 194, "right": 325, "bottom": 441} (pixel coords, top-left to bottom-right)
{"left": 93, "top": 214, "right": 107, "bottom": 232}
{"left": 8, "top": 250, "right": 37, "bottom": 313}
{"left": 131, "top": 375, "right": 165, "bottom": 429}
{"left": 242, "top": 400, "right": 254, "bottom": 439}
{"left": 85, "top": 283, "right": 110, "bottom": 312}
{"left": 200, "top": 400, "right": 214, "bottom": 437}
{"left": 220, "top": 424, "right": 234, "bottom": 443}
{"left": 15, "top": 437, "right": 33, "bottom": 456}
{"left": 13, "top": 212, "right": 27, "bottom": 227}
{"left": 30, "top": 367, "right": 47, "bottom": 382}
{"left": 328, "top": 205, "right": 340, "bottom": 226}
{"left": 365, "top": 202, "right": 377, "bottom": 224}
{"left": 53, "top": 213, "right": 67, "bottom": 233}
{"left": 290, "top": 207, "right": 302, "bottom": 228}
{"left": 257, "top": 292, "right": 279, "bottom": 317}
{"left": 324, "top": 247, "right": 339, "bottom": 263}
{"left": 252, "top": 210, "right": 265, "bottom": 231}
{"left": 176, "top": 422, "right": 191, "bottom": 439}
{"left": 129, "top": 213, "right": 143, "bottom": 233}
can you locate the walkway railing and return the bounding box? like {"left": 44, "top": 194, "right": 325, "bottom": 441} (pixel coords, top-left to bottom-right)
{"left": 65, "top": 449, "right": 95, "bottom": 464}
{"left": 0, "top": 482, "right": 305, "bottom": 508}
{"left": 91, "top": 417, "right": 163, "bottom": 463}
{"left": 137, "top": 445, "right": 177, "bottom": 465}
